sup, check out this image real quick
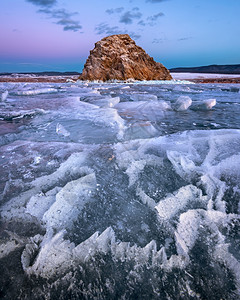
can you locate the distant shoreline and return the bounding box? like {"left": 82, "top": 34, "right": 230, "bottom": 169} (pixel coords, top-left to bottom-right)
{"left": 0, "top": 72, "right": 240, "bottom": 84}
{"left": 170, "top": 64, "right": 240, "bottom": 74}
{"left": 0, "top": 75, "right": 79, "bottom": 83}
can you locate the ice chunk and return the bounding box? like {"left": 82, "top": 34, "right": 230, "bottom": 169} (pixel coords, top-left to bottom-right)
{"left": 42, "top": 173, "right": 96, "bottom": 231}
{"left": 66, "top": 78, "right": 76, "bottom": 83}
{"left": 190, "top": 98, "right": 216, "bottom": 110}
{"left": 1, "top": 90, "right": 8, "bottom": 101}
{"left": 175, "top": 210, "right": 202, "bottom": 256}
{"left": 136, "top": 187, "right": 156, "bottom": 209}
{"left": 125, "top": 160, "right": 146, "bottom": 186}
{"left": 0, "top": 108, "right": 46, "bottom": 121}
{"left": 22, "top": 230, "right": 74, "bottom": 277}
{"left": 203, "top": 98, "right": 216, "bottom": 109}
{"left": 167, "top": 150, "right": 198, "bottom": 181}
{"left": 155, "top": 185, "right": 204, "bottom": 220}
{"left": 200, "top": 174, "right": 226, "bottom": 212}
{"left": 173, "top": 96, "right": 192, "bottom": 111}
{"left": 175, "top": 209, "right": 234, "bottom": 258}
{"left": 0, "top": 231, "right": 28, "bottom": 259}
{"left": 25, "top": 187, "right": 60, "bottom": 220}
{"left": 15, "top": 88, "right": 58, "bottom": 96}
{"left": 56, "top": 123, "right": 70, "bottom": 137}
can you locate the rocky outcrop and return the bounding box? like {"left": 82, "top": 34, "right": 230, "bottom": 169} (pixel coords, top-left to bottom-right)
{"left": 80, "top": 34, "right": 172, "bottom": 81}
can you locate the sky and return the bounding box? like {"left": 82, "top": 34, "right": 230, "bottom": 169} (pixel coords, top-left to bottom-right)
{"left": 0, "top": 0, "right": 240, "bottom": 73}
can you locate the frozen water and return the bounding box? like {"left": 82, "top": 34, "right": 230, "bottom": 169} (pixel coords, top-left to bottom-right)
{"left": 15, "top": 88, "right": 58, "bottom": 96}
{"left": 173, "top": 95, "right": 192, "bottom": 111}
{"left": 0, "top": 81, "right": 240, "bottom": 299}
{"left": 1, "top": 90, "right": 8, "bottom": 102}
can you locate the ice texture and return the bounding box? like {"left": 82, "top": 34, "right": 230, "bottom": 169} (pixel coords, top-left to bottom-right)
{"left": 0, "top": 81, "right": 240, "bottom": 299}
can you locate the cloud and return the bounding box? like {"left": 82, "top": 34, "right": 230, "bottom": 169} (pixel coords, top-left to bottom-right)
{"left": 119, "top": 8, "right": 142, "bottom": 24}
{"left": 146, "top": 0, "right": 168, "bottom": 3}
{"left": 95, "top": 22, "right": 141, "bottom": 40}
{"left": 39, "top": 8, "right": 78, "bottom": 18}
{"left": 95, "top": 23, "right": 121, "bottom": 36}
{"left": 106, "top": 7, "right": 124, "bottom": 15}
{"left": 26, "top": 0, "right": 82, "bottom": 32}
{"left": 26, "top": 0, "right": 56, "bottom": 7}
{"left": 38, "top": 8, "right": 82, "bottom": 32}
{"left": 138, "top": 20, "right": 146, "bottom": 26}
{"left": 177, "top": 37, "right": 192, "bottom": 41}
{"left": 138, "top": 12, "right": 164, "bottom": 27}
{"left": 147, "top": 12, "right": 164, "bottom": 21}
{"left": 152, "top": 37, "right": 167, "bottom": 43}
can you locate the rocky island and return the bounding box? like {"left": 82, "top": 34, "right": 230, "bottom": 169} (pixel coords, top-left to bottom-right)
{"left": 79, "top": 34, "right": 172, "bottom": 81}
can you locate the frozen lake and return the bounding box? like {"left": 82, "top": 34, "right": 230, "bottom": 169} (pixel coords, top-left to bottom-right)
{"left": 0, "top": 80, "right": 240, "bottom": 299}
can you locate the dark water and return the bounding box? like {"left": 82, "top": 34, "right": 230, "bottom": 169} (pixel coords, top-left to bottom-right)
{"left": 0, "top": 81, "right": 240, "bottom": 299}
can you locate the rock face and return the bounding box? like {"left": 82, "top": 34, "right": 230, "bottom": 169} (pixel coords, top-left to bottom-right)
{"left": 80, "top": 34, "right": 172, "bottom": 81}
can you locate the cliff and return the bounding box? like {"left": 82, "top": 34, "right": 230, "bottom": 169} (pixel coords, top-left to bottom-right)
{"left": 80, "top": 34, "right": 172, "bottom": 81}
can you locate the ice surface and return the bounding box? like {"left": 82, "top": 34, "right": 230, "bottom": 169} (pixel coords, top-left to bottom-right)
{"left": 21, "top": 226, "right": 180, "bottom": 279}
{"left": 1, "top": 81, "right": 240, "bottom": 299}
{"left": 129, "top": 93, "right": 158, "bottom": 101}
{"left": 115, "top": 101, "right": 171, "bottom": 122}
{"left": 0, "top": 151, "right": 92, "bottom": 222}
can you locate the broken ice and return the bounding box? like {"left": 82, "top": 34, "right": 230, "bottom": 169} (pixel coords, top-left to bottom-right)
{"left": 0, "top": 80, "right": 240, "bottom": 299}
